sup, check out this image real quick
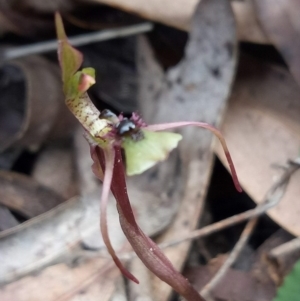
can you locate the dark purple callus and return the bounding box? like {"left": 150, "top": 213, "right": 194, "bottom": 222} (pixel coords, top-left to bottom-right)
{"left": 99, "top": 109, "right": 119, "bottom": 124}
{"left": 116, "top": 118, "right": 136, "bottom": 135}
{"left": 115, "top": 118, "right": 144, "bottom": 142}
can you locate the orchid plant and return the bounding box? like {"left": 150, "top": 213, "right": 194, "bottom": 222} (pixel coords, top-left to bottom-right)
{"left": 55, "top": 13, "right": 241, "bottom": 301}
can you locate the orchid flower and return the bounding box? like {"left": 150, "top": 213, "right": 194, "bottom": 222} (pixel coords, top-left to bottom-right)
{"left": 55, "top": 13, "right": 241, "bottom": 301}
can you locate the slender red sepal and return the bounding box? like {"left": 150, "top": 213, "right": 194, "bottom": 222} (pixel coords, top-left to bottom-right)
{"left": 98, "top": 145, "right": 206, "bottom": 301}
{"left": 91, "top": 146, "right": 139, "bottom": 284}
{"left": 145, "top": 122, "right": 242, "bottom": 192}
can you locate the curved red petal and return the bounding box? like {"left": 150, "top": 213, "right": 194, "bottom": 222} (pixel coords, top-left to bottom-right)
{"left": 145, "top": 122, "right": 242, "bottom": 192}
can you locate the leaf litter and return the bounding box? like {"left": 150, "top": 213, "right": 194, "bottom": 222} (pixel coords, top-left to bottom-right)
{"left": 0, "top": 0, "right": 300, "bottom": 301}
{"left": 54, "top": 0, "right": 246, "bottom": 297}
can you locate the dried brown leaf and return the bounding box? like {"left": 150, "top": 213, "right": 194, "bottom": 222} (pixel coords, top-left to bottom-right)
{"left": 0, "top": 192, "right": 106, "bottom": 284}
{"left": 86, "top": 0, "right": 267, "bottom": 43}
{"left": 0, "top": 8, "right": 53, "bottom": 37}
{"left": 0, "top": 177, "right": 179, "bottom": 285}
{"left": 0, "top": 0, "right": 73, "bottom": 37}
{"left": 20, "top": 0, "right": 74, "bottom": 12}
{"left": 0, "top": 257, "right": 119, "bottom": 301}
{"left": 32, "top": 142, "right": 78, "bottom": 200}
{"left": 0, "top": 171, "right": 64, "bottom": 218}
{"left": 216, "top": 55, "right": 300, "bottom": 236}
{"left": 234, "top": 0, "right": 268, "bottom": 44}
{"left": 185, "top": 263, "right": 276, "bottom": 301}
{"left": 254, "top": 0, "right": 300, "bottom": 86}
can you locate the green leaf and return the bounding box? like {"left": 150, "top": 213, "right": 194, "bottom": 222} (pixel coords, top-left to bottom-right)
{"left": 273, "top": 259, "right": 300, "bottom": 301}
{"left": 122, "top": 130, "right": 182, "bottom": 176}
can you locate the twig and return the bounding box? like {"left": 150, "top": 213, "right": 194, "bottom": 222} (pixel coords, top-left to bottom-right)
{"left": 158, "top": 162, "right": 298, "bottom": 250}
{"left": 200, "top": 218, "right": 258, "bottom": 299}
{"left": 267, "top": 235, "right": 300, "bottom": 282}
{"left": 0, "top": 22, "right": 153, "bottom": 61}
{"left": 98, "top": 203, "right": 268, "bottom": 261}
{"left": 269, "top": 236, "right": 300, "bottom": 260}
{"left": 288, "top": 157, "right": 300, "bottom": 167}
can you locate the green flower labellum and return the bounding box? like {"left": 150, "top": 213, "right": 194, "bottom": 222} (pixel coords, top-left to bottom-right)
{"left": 122, "top": 130, "right": 182, "bottom": 176}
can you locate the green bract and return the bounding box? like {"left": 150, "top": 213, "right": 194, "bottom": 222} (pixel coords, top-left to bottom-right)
{"left": 56, "top": 13, "right": 83, "bottom": 94}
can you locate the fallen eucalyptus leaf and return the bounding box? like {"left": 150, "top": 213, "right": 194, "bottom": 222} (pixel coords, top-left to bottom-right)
{"left": 0, "top": 7, "right": 53, "bottom": 37}
{"left": 32, "top": 141, "right": 78, "bottom": 200}
{"left": 0, "top": 257, "right": 119, "bottom": 301}
{"left": 216, "top": 55, "right": 300, "bottom": 236}
{"left": 0, "top": 193, "right": 99, "bottom": 284}
{"left": 0, "top": 0, "right": 74, "bottom": 37}
{"left": 0, "top": 170, "right": 64, "bottom": 219}
{"left": 10, "top": 0, "right": 74, "bottom": 13}
{"left": 84, "top": 0, "right": 267, "bottom": 43}
{"left": 185, "top": 259, "right": 276, "bottom": 301}
{"left": 0, "top": 179, "right": 179, "bottom": 284}
{"left": 253, "top": 0, "right": 300, "bottom": 86}
{"left": 234, "top": 0, "right": 268, "bottom": 44}
{"left": 65, "top": 4, "right": 143, "bottom": 31}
